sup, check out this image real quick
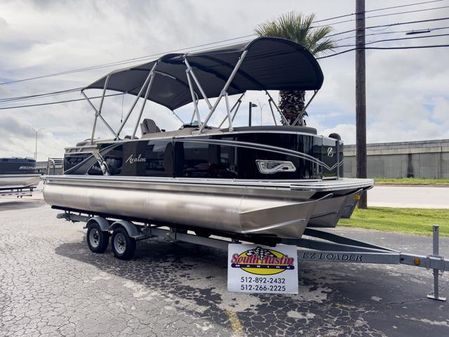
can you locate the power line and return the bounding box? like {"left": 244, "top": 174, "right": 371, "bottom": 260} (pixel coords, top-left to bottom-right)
{"left": 365, "top": 0, "right": 446, "bottom": 13}
{"left": 2, "top": 31, "right": 449, "bottom": 105}
{"left": 328, "top": 15, "right": 449, "bottom": 37}
{"left": 1, "top": 43, "right": 448, "bottom": 110}
{"left": 0, "top": 93, "right": 123, "bottom": 110}
{"left": 317, "top": 48, "right": 359, "bottom": 59}
{"left": 0, "top": 0, "right": 447, "bottom": 110}
{"left": 366, "top": 4, "right": 449, "bottom": 20}
{"left": 0, "top": 40, "right": 258, "bottom": 105}
{"left": 0, "top": 87, "right": 82, "bottom": 103}
{"left": 1, "top": 39, "right": 261, "bottom": 104}
{"left": 0, "top": 36, "right": 255, "bottom": 86}
{"left": 313, "top": 4, "right": 449, "bottom": 28}
{"left": 334, "top": 24, "right": 449, "bottom": 42}
{"left": 366, "top": 32, "right": 449, "bottom": 45}
{"left": 2, "top": 1, "right": 448, "bottom": 88}
{"left": 0, "top": 34, "right": 255, "bottom": 86}
{"left": 317, "top": 43, "right": 449, "bottom": 59}
{"left": 313, "top": 0, "right": 445, "bottom": 24}
{"left": 366, "top": 43, "right": 449, "bottom": 49}
{"left": 334, "top": 32, "right": 449, "bottom": 48}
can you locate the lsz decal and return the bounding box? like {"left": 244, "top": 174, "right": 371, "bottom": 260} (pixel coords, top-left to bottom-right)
{"left": 231, "top": 246, "right": 295, "bottom": 276}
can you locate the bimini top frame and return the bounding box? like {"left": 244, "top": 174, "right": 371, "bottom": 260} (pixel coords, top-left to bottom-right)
{"left": 81, "top": 37, "right": 324, "bottom": 142}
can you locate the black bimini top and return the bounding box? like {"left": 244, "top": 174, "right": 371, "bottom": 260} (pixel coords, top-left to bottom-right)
{"left": 84, "top": 37, "right": 324, "bottom": 110}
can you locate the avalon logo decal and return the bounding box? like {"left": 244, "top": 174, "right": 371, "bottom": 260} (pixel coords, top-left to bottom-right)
{"left": 125, "top": 154, "right": 147, "bottom": 164}
{"left": 327, "top": 147, "right": 334, "bottom": 157}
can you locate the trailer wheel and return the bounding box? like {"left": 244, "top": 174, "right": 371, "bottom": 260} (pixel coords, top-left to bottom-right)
{"left": 87, "top": 223, "right": 109, "bottom": 253}
{"left": 111, "top": 227, "right": 136, "bottom": 260}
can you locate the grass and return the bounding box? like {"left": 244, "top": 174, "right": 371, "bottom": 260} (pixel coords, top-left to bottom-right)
{"left": 374, "top": 178, "right": 449, "bottom": 186}
{"left": 338, "top": 207, "right": 449, "bottom": 237}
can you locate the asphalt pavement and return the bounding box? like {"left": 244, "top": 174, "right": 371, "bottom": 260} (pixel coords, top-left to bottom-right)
{"left": 0, "top": 193, "right": 449, "bottom": 337}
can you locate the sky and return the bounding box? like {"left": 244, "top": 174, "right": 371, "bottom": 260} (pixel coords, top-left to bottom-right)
{"left": 0, "top": 0, "right": 449, "bottom": 160}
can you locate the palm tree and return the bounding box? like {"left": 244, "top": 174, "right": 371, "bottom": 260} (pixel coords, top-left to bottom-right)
{"left": 256, "top": 12, "right": 335, "bottom": 125}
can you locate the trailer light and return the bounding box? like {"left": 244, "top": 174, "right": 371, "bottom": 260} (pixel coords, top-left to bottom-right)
{"left": 256, "top": 160, "right": 296, "bottom": 174}
{"left": 414, "top": 257, "right": 421, "bottom": 266}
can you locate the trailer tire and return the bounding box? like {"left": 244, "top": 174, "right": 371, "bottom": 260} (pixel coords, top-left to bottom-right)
{"left": 111, "top": 227, "right": 136, "bottom": 260}
{"left": 86, "top": 223, "right": 109, "bottom": 253}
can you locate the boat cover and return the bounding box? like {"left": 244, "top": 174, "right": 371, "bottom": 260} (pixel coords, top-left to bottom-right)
{"left": 84, "top": 37, "right": 324, "bottom": 110}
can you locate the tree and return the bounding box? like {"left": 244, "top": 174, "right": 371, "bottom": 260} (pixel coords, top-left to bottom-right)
{"left": 256, "top": 12, "right": 335, "bottom": 125}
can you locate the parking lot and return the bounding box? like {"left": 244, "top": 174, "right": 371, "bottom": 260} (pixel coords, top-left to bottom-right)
{"left": 1, "top": 194, "right": 449, "bottom": 337}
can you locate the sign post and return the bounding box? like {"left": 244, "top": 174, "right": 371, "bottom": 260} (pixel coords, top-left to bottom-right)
{"left": 227, "top": 244, "right": 298, "bottom": 294}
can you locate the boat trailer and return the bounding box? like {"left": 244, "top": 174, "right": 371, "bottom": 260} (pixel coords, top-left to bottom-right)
{"left": 0, "top": 187, "right": 34, "bottom": 198}
{"left": 58, "top": 210, "right": 448, "bottom": 301}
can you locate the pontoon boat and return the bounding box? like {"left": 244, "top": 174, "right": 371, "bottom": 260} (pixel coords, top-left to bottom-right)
{"left": 0, "top": 157, "right": 40, "bottom": 191}
{"left": 43, "top": 37, "right": 373, "bottom": 239}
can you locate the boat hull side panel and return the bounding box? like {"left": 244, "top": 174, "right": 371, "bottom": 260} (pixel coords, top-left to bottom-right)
{"left": 64, "top": 131, "right": 342, "bottom": 180}
{"left": 307, "top": 194, "right": 348, "bottom": 228}
{"left": 0, "top": 175, "right": 41, "bottom": 190}
{"left": 43, "top": 182, "right": 315, "bottom": 238}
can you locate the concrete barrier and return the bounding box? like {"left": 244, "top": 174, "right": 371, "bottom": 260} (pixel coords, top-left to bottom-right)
{"left": 344, "top": 139, "right": 449, "bottom": 178}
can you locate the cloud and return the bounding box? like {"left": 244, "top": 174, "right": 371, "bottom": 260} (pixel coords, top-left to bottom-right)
{"left": 0, "top": 0, "right": 448, "bottom": 160}
{"left": 0, "top": 115, "right": 34, "bottom": 138}
{"left": 0, "top": 114, "right": 69, "bottom": 159}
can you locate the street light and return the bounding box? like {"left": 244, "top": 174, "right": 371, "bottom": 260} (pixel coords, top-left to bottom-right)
{"left": 248, "top": 102, "right": 257, "bottom": 126}
{"left": 257, "top": 100, "right": 266, "bottom": 125}
{"left": 31, "top": 128, "right": 45, "bottom": 161}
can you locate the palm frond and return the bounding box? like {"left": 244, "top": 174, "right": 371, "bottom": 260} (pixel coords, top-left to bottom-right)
{"left": 255, "top": 12, "right": 335, "bottom": 124}
{"left": 255, "top": 12, "right": 334, "bottom": 56}
{"left": 312, "top": 40, "right": 336, "bottom": 55}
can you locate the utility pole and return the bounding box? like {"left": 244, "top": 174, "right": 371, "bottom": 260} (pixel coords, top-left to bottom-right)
{"left": 356, "top": 0, "right": 367, "bottom": 208}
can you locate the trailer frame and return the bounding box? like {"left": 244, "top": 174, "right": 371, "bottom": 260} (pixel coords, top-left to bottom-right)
{"left": 0, "top": 187, "right": 34, "bottom": 198}
{"left": 57, "top": 210, "right": 448, "bottom": 301}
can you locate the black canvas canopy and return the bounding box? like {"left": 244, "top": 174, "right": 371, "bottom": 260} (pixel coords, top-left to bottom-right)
{"left": 84, "top": 37, "right": 324, "bottom": 110}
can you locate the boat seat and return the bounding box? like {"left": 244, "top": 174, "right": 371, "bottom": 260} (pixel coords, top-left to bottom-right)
{"left": 141, "top": 118, "right": 161, "bottom": 135}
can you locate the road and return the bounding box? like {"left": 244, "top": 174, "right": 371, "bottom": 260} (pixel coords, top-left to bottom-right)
{"left": 1, "top": 193, "right": 449, "bottom": 337}
{"left": 368, "top": 186, "right": 449, "bottom": 209}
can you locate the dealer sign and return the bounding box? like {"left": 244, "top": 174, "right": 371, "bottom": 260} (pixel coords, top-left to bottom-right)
{"left": 227, "top": 244, "right": 298, "bottom": 294}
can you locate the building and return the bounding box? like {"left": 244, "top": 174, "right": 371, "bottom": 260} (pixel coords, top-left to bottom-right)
{"left": 36, "top": 158, "right": 64, "bottom": 175}
{"left": 343, "top": 139, "right": 449, "bottom": 178}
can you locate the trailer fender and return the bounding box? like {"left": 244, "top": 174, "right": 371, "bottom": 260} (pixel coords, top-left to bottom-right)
{"left": 85, "top": 216, "right": 110, "bottom": 232}
{"left": 110, "top": 220, "right": 141, "bottom": 239}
